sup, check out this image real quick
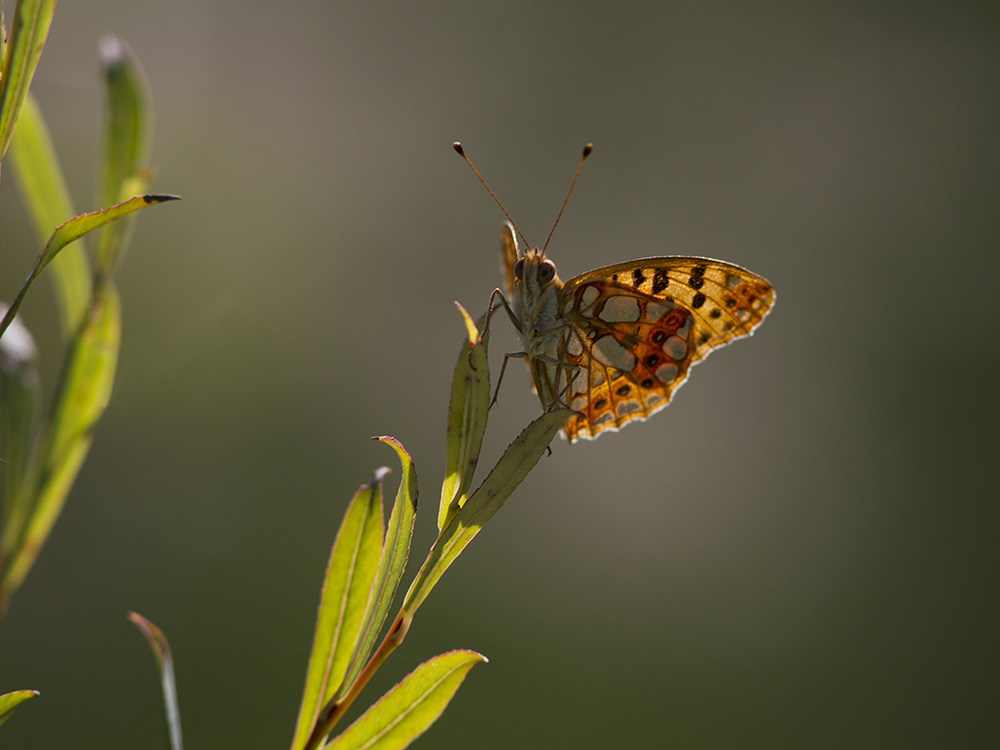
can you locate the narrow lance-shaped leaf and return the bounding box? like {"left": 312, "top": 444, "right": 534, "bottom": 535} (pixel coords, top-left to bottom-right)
{"left": 95, "top": 35, "right": 154, "bottom": 276}
{"left": 0, "top": 309, "right": 40, "bottom": 507}
{"left": 291, "top": 470, "right": 388, "bottom": 750}
{"left": 0, "top": 690, "right": 40, "bottom": 728}
{"left": 0, "top": 6, "right": 7, "bottom": 66}
{"left": 0, "top": 285, "right": 120, "bottom": 607}
{"left": 129, "top": 612, "right": 183, "bottom": 750}
{"left": 0, "top": 194, "right": 180, "bottom": 339}
{"left": 0, "top": 0, "right": 57, "bottom": 163}
{"left": 333, "top": 437, "right": 417, "bottom": 703}
{"left": 403, "top": 408, "right": 571, "bottom": 617}
{"left": 438, "top": 303, "right": 490, "bottom": 531}
{"left": 325, "top": 650, "right": 486, "bottom": 750}
{"left": 8, "top": 94, "right": 90, "bottom": 337}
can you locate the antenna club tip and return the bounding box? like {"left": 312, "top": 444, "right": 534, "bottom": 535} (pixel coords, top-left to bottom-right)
{"left": 453, "top": 142, "right": 465, "bottom": 155}
{"left": 582, "top": 143, "right": 594, "bottom": 157}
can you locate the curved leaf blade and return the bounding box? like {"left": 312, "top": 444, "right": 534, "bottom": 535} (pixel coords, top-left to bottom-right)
{"left": 438, "top": 303, "right": 490, "bottom": 531}
{"left": 291, "top": 470, "right": 388, "bottom": 750}
{"left": 0, "top": 309, "right": 39, "bottom": 505}
{"left": 0, "top": 0, "right": 56, "bottom": 162}
{"left": 403, "top": 408, "right": 570, "bottom": 617}
{"left": 0, "top": 194, "right": 180, "bottom": 340}
{"left": 95, "top": 36, "right": 154, "bottom": 275}
{"left": 325, "top": 650, "right": 485, "bottom": 750}
{"left": 8, "top": 94, "right": 89, "bottom": 337}
{"left": 0, "top": 689, "right": 40, "bottom": 727}
{"left": 128, "top": 612, "right": 183, "bottom": 750}
{"left": 0, "top": 285, "right": 121, "bottom": 608}
{"left": 333, "top": 437, "right": 417, "bottom": 704}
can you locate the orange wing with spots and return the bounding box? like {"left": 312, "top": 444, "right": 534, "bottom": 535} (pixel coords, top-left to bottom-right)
{"left": 543, "top": 257, "right": 774, "bottom": 441}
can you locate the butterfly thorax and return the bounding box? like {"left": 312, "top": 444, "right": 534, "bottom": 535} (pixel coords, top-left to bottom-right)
{"left": 512, "top": 248, "right": 565, "bottom": 358}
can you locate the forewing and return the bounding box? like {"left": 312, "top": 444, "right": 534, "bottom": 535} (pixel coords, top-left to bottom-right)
{"left": 557, "top": 257, "right": 775, "bottom": 441}
{"left": 500, "top": 222, "right": 519, "bottom": 300}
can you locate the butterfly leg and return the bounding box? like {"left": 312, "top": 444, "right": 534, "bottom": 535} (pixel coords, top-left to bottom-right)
{"left": 484, "top": 288, "right": 531, "bottom": 408}
{"left": 529, "top": 321, "right": 583, "bottom": 411}
{"left": 491, "top": 351, "right": 529, "bottom": 408}
{"left": 555, "top": 362, "right": 583, "bottom": 409}
{"left": 535, "top": 353, "right": 582, "bottom": 411}
{"left": 485, "top": 287, "right": 524, "bottom": 336}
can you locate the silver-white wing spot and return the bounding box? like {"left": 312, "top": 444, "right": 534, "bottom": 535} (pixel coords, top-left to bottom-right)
{"left": 592, "top": 335, "right": 636, "bottom": 370}
{"left": 597, "top": 295, "right": 641, "bottom": 323}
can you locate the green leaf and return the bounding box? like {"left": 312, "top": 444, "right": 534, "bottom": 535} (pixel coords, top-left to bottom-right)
{"left": 0, "top": 193, "right": 179, "bottom": 340}
{"left": 8, "top": 94, "right": 90, "bottom": 337}
{"left": 291, "top": 470, "right": 388, "bottom": 750}
{"left": 0, "top": 7, "right": 7, "bottom": 66}
{"left": 0, "top": 0, "right": 56, "bottom": 163}
{"left": 95, "top": 36, "right": 154, "bottom": 276}
{"left": 0, "top": 284, "right": 121, "bottom": 609}
{"left": 0, "top": 689, "right": 40, "bottom": 727}
{"left": 128, "top": 612, "right": 183, "bottom": 750}
{"left": 40, "top": 284, "right": 121, "bottom": 484}
{"left": 0, "top": 309, "right": 40, "bottom": 508}
{"left": 402, "top": 408, "right": 571, "bottom": 617}
{"left": 438, "top": 303, "right": 490, "bottom": 531}
{"left": 334, "top": 437, "right": 417, "bottom": 703}
{"left": 325, "top": 650, "right": 485, "bottom": 750}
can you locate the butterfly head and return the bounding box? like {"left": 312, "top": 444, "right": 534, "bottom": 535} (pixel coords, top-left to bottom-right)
{"left": 501, "top": 222, "right": 563, "bottom": 320}
{"left": 508, "top": 241, "right": 564, "bottom": 340}
{"left": 512, "top": 247, "right": 560, "bottom": 291}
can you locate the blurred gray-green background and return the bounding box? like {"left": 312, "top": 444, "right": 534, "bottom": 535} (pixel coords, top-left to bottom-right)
{"left": 1, "top": 2, "right": 997, "bottom": 748}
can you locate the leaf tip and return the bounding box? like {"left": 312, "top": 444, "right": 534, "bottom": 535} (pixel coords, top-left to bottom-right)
{"left": 98, "top": 35, "right": 125, "bottom": 67}
{"left": 142, "top": 193, "right": 182, "bottom": 204}
{"left": 373, "top": 435, "right": 404, "bottom": 452}
{"left": 454, "top": 301, "right": 479, "bottom": 345}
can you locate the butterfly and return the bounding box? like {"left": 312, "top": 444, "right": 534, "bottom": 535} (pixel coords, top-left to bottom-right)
{"left": 456, "top": 142, "right": 776, "bottom": 442}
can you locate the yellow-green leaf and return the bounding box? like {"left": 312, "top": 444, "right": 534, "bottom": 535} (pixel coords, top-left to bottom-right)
{"left": 0, "top": 7, "right": 7, "bottom": 66}
{"left": 325, "top": 650, "right": 485, "bottom": 750}
{"left": 8, "top": 94, "right": 89, "bottom": 337}
{"left": 291, "top": 470, "right": 388, "bottom": 750}
{"left": 334, "top": 437, "right": 417, "bottom": 703}
{"left": 0, "top": 0, "right": 56, "bottom": 162}
{"left": 0, "top": 689, "right": 40, "bottom": 727}
{"left": 403, "top": 408, "right": 571, "bottom": 617}
{"left": 0, "top": 309, "right": 39, "bottom": 505}
{"left": 438, "top": 303, "right": 490, "bottom": 531}
{"left": 0, "top": 285, "right": 121, "bottom": 606}
{"left": 95, "top": 36, "right": 154, "bottom": 276}
{"left": 0, "top": 194, "right": 179, "bottom": 339}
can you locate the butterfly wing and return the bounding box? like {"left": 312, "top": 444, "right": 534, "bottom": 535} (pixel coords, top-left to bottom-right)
{"left": 555, "top": 257, "right": 775, "bottom": 441}
{"left": 500, "top": 222, "right": 519, "bottom": 300}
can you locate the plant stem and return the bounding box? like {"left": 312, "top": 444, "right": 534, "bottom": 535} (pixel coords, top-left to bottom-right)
{"left": 303, "top": 606, "right": 413, "bottom": 750}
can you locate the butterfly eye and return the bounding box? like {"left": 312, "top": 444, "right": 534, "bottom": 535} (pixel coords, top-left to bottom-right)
{"left": 512, "top": 259, "right": 524, "bottom": 281}
{"left": 538, "top": 260, "right": 556, "bottom": 284}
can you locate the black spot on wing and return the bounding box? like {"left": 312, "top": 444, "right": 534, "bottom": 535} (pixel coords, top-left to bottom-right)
{"left": 651, "top": 269, "right": 670, "bottom": 295}
{"left": 689, "top": 264, "right": 706, "bottom": 290}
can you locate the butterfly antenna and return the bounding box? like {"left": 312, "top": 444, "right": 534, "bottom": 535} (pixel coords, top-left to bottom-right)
{"left": 541, "top": 143, "right": 593, "bottom": 255}
{"left": 453, "top": 142, "right": 531, "bottom": 249}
